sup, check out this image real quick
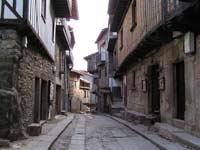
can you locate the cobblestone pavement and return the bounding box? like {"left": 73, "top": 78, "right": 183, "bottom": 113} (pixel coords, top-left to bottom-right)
{"left": 50, "top": 114, "right": 160, "bottom": 150}
{"left": 49, "top": 115, "right": 82, "bottom": 150}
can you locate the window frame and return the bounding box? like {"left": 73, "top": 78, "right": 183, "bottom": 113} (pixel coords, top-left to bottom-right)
{"left": 120, "top": 27, "right": 123, "bottom": 50}
{"left": 105, "top": 66, "right": 107, "bottom": 77}
{"left": 41, "top": 0, "right": 46, "bottom": 22}
{"left": 52, "top": 19, "right": 55, "bottom": 42}
{"left": 132, "top": 71, "right": 136, "bottom": 90}
{"left": 130, "top": 0, "right": 137, "bottom": 32}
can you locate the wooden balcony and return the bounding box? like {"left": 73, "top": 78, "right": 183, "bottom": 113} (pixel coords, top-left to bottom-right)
{"left": 164, "top": 0, "right": 191, "bottom": 20}
{"left": 109, "top": 0, "right": 198, "bottom": 74}
{"left": 99, "top": 72, "right": 109, "bottom": 90}
{"left": 96, "top": 51, "right": 106, "bottom": 66}
{"left": 84, "top": 53, "right": 98, "bottom": 73}
{"left": 107, "top": 26, "right": 117, "bottom": 52}
{"left": 56, "top": 19, "right": 71, "bottom": 50}
{"left": 80, "top": 79, "right": 90, "bottom": 90}
{"left": 66, "top": 50, "right": 73, "bottom": 69}
{"left": 165, "top": 0, "right": 200, "bottom": 32}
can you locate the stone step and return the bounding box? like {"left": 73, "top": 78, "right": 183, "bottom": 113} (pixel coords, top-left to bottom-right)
{"left": 0, "top": 139, "right": 10, "bottom": 148}
{"left": 111, "top": 103, "right": 124, "bottom": 109}
{"left": 111, "top": 108, "right": 124, "bottom": 114}
{"left": 113, "top": 97, "right": 122, "bottom": 102}
{"left": 111, "top": 102, "right": 124, "bottom": 114}
{"left": 155, "top": 123, "right": 200, "bottom": 150}
{"left": 122, "top": 110, "right": 160, "bottom": 126}
{"left": 27, "top": 120, "right": 47, "bottom": 136}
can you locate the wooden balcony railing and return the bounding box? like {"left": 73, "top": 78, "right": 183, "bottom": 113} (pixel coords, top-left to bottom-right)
{"left": 164, "top": 0, "right": 190, "bottom": 20}
{"left": 96, "top": 51, "right": 106, "bottom": 66}
{"left": 110, "top": 0, "right": 193, "bottom": 72}
{"left": 56, "top": 19, "right": 72, "bottom": 50}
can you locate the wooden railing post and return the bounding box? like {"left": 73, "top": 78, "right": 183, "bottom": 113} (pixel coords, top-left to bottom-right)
{"left": 162, "top": 0, "right": 168, "bottom": 22}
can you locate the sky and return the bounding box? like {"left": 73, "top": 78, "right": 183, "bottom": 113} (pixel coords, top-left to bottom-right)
{"left": 69, "top": 0, "right": 109, "bottom": 70}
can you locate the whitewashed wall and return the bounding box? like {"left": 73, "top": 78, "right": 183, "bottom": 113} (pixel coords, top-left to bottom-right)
{"left": 28, "top": 0, "right": 55, "bottom": 59}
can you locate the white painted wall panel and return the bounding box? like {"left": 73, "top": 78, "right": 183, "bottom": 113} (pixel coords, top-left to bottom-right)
{"left": 28, "top": 0, "right": 55, "bottom": 60}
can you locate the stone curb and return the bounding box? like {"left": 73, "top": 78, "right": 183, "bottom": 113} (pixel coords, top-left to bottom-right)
{"left": 104, "top": 114, "right": 190, "bottom": 150}
{"left": 21, "top": 114, "right": 75, "bottom": 150}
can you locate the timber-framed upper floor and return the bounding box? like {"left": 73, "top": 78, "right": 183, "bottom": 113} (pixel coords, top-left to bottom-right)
{"left": 107, "top": 0, "right": 200, "bottom": 73}
{"left": 0, "top": 0, "right": 78, "bottom": 61}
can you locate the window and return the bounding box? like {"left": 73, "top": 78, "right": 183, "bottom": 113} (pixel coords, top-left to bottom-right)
{"left": 87, "top": 91, "right": 89, "bottom": 98}
{"left": 86, "top": 91, "right": 88, "bottom": 98}
{"left": 41, "top": 0, "right": 46, "bottom": 21}
{"left": 74, "top": 81, "right": 77, "bottom": 88}
{"left": 132, "top": 71, "right": 136, "bottom": 90}
{"left": 120, "top": 27, "right": 123, "bottom": 50}
{"left": 99, "top": 69, "right": 101, "bottom": 78}
{"left": 105, "top": 66, "right": 107, "bottom": 77}
{"left": 84, "top": 90, "right": 86, "bottom": 98}
{"left": 112, "top": 87, "right": 122, "bottom": 98}
{"left": 130, "top": 0, "right": 137, "bottom": 32}
{"left": 52, "top": 19, "right": 55, "bottom": 42}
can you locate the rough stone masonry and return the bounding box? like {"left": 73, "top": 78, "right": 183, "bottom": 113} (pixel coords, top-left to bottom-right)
{"left": 0, "top": 29, "right": 54, "bottom": 141}
{"left": 0, "top": 29, "right": 24, "bottom": 141}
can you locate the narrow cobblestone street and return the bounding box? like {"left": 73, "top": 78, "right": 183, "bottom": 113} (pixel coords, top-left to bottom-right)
{"left": 50, "top": 114, "right": 160, "bottom": 150}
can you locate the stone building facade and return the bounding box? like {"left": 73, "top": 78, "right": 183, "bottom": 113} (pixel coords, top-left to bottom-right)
{"left": 54, "top": 19, "right": 75, "bottom": 116}
{"left": 0, "top": 29, "right": 54, "bottom": 140}
{"left": 107, "top": 0, "right": 200, "bottom": 137}
{"left": 125, "top": 35, "right": 200, "bottom": 137}
{"left": 69, "top": 70, "right": 90, "bottom": 113}
{"left": 95, "top": 28, "right": 112, "bottom": 113}
{"left": 0, "top": 0, "right": 79, "bottom": 140}
{"left": 84, "top": 53, "right": 99, "bottom": 111}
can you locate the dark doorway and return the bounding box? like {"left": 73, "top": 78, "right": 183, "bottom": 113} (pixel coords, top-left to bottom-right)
{"left": 112, "top": 87, "right": 122, "bottom": 99}
{"left": 124, "top": 85, "right": 127, "bottom": 107}
{"left": 103, "top": 93, "right": 109, "bottom": 113}
{"left": 34, "top": 77, "right": 41, "bottom": 123}
{"left": 56, "top": 85, "right": 61, "bottom": 114}
{"left": 40, "top": 80, "right": 48, "bottom": 120}
{"left": 148, "top": 64, "right": 160, "bottom": 114}
{"left": 175, "top": 61, "right": 185, "bottom": 120}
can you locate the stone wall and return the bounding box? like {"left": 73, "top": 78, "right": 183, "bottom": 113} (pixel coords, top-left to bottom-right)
{"left": 126, "top": 34, "right": 200, "bottom": 137}
{"left": 18, "top": 42, "right": 54, "bottom": 127}
{"left": 0, "top": 29, "right": 55, "bottom": 140}
{"left": 0, "top": 30, "right": 24, "bottom": 140}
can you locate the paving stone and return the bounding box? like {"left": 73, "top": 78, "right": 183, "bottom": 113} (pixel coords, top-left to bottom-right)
{"left": 71, "top": 135, "right": 85, "bottom": 140}
{"left": 69, "top": 145, "right": 84, "bottom": 150}
{"left": 70, "top": 139, "right": 85, "bottom": 145}
{"left": 20, "top": 115, "right": 74, "bottom": 150}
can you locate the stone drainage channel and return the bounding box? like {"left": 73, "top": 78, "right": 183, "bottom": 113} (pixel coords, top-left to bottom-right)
{"left": 49, "top": 115, "right": 86, "bottom": 150}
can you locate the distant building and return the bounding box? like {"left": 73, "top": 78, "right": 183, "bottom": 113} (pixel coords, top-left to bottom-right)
{"left": 69, "top": 70, "right": 91, "bottom": 112}
{"left": 54, "top": 19, "right": 75, "bottom": 116}
{"left": 79, "top": 70, "right": 98, "bottom": 109}
{"left": 95, "top": 28, "right": 112, "bottom": 113}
